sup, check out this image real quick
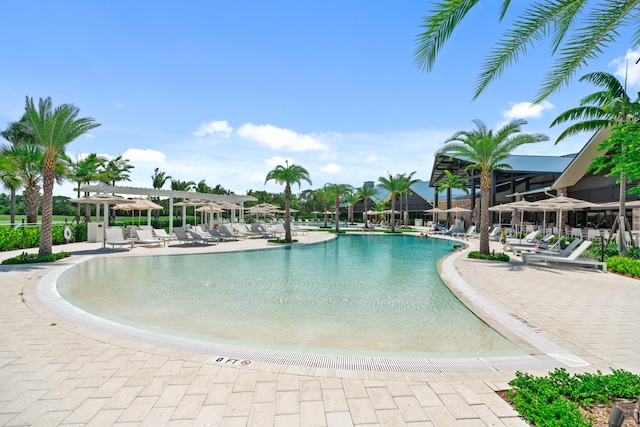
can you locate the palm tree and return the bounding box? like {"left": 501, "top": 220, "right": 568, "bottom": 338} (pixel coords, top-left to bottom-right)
{"left": 265, "top": 161, "right": 312, "bottom": 243}
{"left": 324, "top": 183, "right": 354, "bottom": 232}
{"left": 437, "top": 119, "right": 548, "bottom": 254}
{"left": 0, "top": 155, "right": 21, "bottom": 226}
{"left": 551, "top": 71, "right": 640, "bottom": 254}
{"left": 399, "top": 171, "right": 419, "bottom": 226}
{"left": 356, "top": 182, "right": 378, "bottom": 227}
{"left": 415, "top": 1, "right": 640, "bottom": 102}
{"left": 315, "top": 187, "right": 331, "bottom": 228}
{"left": 196, "top": 179, "right": 211, "bottom": 194}
{"left": 170, "top": 179, "right": 196, "bottom": 193}
{"left": 24, "top": 97, "right": 100, "bottom": 257}
{"left": 1, "top": 142, "right": 44, "bottom": 224}
{"left": 151, "top": 167, "right": 172, "bottom": 190}
{"left": 68, "top": 153, "right": 107, "bottom": 221}
{"left": 343, "top": 192, "right": 361, "bottom": 224}
{"left": 2, "top": 119, "right": 34, "bottom": 226}
{"left": 101, "top": 155, "right": 133, "bottom": 187}
{"left": 433, "top": 170, "right": 470, "bottom": 226}
{"left": 377, "top": 173, "right": 406, "bottom": 232}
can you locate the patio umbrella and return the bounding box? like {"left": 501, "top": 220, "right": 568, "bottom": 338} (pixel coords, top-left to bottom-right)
{"left": 535, "top": 196, "right": 598, "bottom": 235}
{"left": 69, "top": 193, "right": 131, "bottom": 249}
{"left": 423, "top": 207, "right": 444, "bottom": 224}
{"left": 174, "top": 198, "right": 210, "bottom": 226}
{"left": 113, "top": 198, "right": 163, "bottom": 225}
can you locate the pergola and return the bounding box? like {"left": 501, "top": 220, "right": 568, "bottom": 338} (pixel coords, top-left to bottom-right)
{"left": 79, "top": 184, "right": 257, "bottom": 232}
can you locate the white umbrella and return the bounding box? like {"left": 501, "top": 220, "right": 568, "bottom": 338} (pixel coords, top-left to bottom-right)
{"left": 113, "top": 198, "right": 163, "bottom": 225}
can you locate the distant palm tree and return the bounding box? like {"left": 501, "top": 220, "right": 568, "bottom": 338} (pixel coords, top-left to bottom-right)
{"left": 437, "top": 119, "right": 548, "bottom": 254}
{"left": 170, "top": 179, "right": 196, "bottom": 192}
{"left": 343, "top": 192, "right": 361, "bottom": 224}
{"left": 399, "top": 171, "right": 419, "bottom": 226}
{"left": 415, "top": 1, "right": 640, "bottom": 102}
{"left": 551, "top": 71, "right": 640, "bottom": 254}
{"left": 0, "top": 154, "right": 21, "bottom": 226}
{"left": 151, "top": 167, "right": 172, "bottom": 190}
{"left": 196, "top": 179, "right": 211, "bottom": 194}
{"left": 101, "top": 155, "right": 133, "bottom": 186}
{"left": 356, "top": 182, "right": 378, "bottom": 227}
{"left": 1, "top": 119, "right": 34, "bottom": 226}
{"left": 324, "top": 183, "right": 354, "bottom": 232}
{"left": 314, "top": 187, "right": 331, "bottom": 228}
{"left": 377, "top": 173, "right": 406, "bottom": 232}
{"left": 68, "top": 153, "right": 107, "bottom": 221}
{"left": 24, "top": 97, "right": 100, "bottom": 257}
{"left": 1, "top": 142, "right": 44, "bottom": 224}
{"left": 433, "top": 170, "right": 470, "bottom": 226}
{"left": 265, "top": 161, "right": 312, "bottom": 243}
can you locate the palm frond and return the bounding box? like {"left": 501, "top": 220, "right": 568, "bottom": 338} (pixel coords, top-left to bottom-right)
{"left": 554, "top": 120, "right": 611, "bottom": 143}
{"left": 415, "top": 0, "right": 480, "bottom": 72}
{"left": 550, "top": 106, "right": 608, "bottom": 126}
{"left": 535, "top": 0, "right": 639, "bottom": 102}
{"left": 474, "top": 0, "right": 581, "bottom": 99}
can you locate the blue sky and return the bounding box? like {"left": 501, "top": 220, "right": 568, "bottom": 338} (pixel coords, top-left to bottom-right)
{"left": 2, "top": 2, "right": 639, "bottom": 196}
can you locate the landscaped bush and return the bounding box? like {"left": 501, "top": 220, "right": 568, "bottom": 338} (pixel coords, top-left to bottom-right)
{"left": 467, "top": 251, "right": 510, "bottom": 262}
{"left": 0, "top": 223, "right": 87, "bottom": 251}
{"left": 606, "top": 256, "right": 640, "bottom": 277}
{"left": 1, "top": 251, "right": 71, "bottom": 265}
{"left": 507, "top": 368, "right": 640, "bottom": 427}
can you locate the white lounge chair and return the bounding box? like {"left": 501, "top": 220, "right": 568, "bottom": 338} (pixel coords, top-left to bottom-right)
{"left": 219, "top": 224, "right": 244, "bottom": 240}
{"left": 505, "top": 229, "right": 541, "bottom": 245}
{"left": 509, "top": 236, "right": 563, "bottom": 256}
{"left": 153, "top": 228, "right": 176, "bottom": 242}
{"left": 522, "top": 238, "right": 583, "bottom": 260}
{"left": 455, "top": 225, "right": 476, "bottom": 240}
{"left": 172, "top": 227, "right": 198, "bottom": 245}
{"left": 523, "top": 240, "right": 607, "bottom": 272}
{"left": 105, "top": 227, "right": 133, "bottom": 250}
{"left": 503, "top": 233, "right": 554, "bottom": 253}
{"left": 134, "top": 229, "right": 165, "bottom": 247}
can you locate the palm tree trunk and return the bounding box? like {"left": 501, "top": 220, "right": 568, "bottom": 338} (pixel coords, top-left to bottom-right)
{"left": 10, "top": 188, "right": 16, "bottom": 227}
{"left": 39, "top": 155, "right": 56, "bottom": 257}
{"left": 479, "top": 170, "right": 491, "bottom": 254}
{"left": 618, "top": 173, "right": 627, "bottom": 255}
{"left": 23, "top": 184, "right": 41, "bottom": 224}
{"left": 284, "top": 184, "right": 292, "bottom": 243}
{"left": 323, "top": 200, "right": 328, "bottom": 227}
{"left": 390, "top": 195, "right": 396, "bottom": 233}
{"left": 335, "top": 198, "right": 340, "bottom": 233}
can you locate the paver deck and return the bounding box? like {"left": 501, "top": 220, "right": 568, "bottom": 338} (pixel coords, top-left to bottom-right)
{"left": 1, "top": 230, "right": 638, "bottom": 426}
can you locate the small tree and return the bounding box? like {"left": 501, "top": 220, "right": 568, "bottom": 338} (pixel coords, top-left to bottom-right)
{"left": 324, "top": 183, "right": 355, "bottom": 232}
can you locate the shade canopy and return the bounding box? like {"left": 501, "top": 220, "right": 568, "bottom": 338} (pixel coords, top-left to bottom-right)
{"left": 112, "top": 198, "right": 163, "bottom": 211}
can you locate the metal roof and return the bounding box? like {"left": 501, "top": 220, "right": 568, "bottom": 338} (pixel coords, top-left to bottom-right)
{"left": 429, "top": 153, "right": 575, "bottom": 186}
{"left": 79, "top": 184, "right": 257, "bottom": 204}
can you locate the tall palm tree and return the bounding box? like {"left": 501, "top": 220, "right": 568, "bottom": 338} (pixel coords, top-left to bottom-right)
{"left": 24, "top": 97, "right": 100, "bottom": 257}
{"left": 377, "top": 173, "right": 406, "bottom": 232}
{"left": 265, "top": 161, "right": 312, "bottom": 243}
{"left": 101, "top": 155, "right": 133, "bottom": 187}
{"left": 1, "top": 142, "right": 44, "bottom": 224}
{"left": 433, "top": 170, "right": 470, "bottom": 226}
{"left": 196, "top": 179, "right": 211, "bottom": 194}
{"left": 0, "top": 155, "right": 21, "bottom": 226}
{"left": 170, "top": 179, "right": 196, "bottom": 193}
{"left": 68, "top": 153, "right": 107, "bottom": 221}
{"left": 324, "top": 183, "right": 354, "bottom": 232}
{"left": 343, "top": 192, "right": 361, "bottom": 224}
{"left": 415, "top": 1, "right": 640, "bottom": 102}
{"left": 356, "top": 182, "right": 378, "bottom": 227}
{"left": 551, "top": 71, "right": 640, "bottom": 254}
{"left": 437, "top": 119, "right": 548, "bottom": 254}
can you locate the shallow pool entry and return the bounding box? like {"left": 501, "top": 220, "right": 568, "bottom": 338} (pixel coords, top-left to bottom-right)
{"left": 57, "top": 234, "right": 523, "bottom": 357}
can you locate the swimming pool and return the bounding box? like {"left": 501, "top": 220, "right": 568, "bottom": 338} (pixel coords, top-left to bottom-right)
{"left": 57, "top": 234, "right": 523, "bottom": 358}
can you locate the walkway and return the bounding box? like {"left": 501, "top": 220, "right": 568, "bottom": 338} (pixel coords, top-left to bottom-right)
{"left": 1, "top": 231, "right": 638, "bottom": 426}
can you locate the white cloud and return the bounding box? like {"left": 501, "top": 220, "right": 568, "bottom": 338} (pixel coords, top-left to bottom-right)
{"left": 122, "top": 148, "right": 166, "bottom": 165}
{"left": 265, "top": 156, "right": 293, "bottom": 167}
{"left": 237, "top": 123, "right": 329, "bottom": 152}
{"left": 193, "top": 120, "right": 233, "bottom": 138}
{"left": 85, "top": 133, "right": 96, "bottom": 139}
{"left": 365, "top": 154, "right": 377, "bottom": 163}
{"left": 320, "top": 163, "right": 341, "bottom": 173}
{"left": 114, "top": 102, "right": 124, "bottom": 108}
{"left": 610, "top": 46, "right": 640, "bottom": 90}
{"left": 501, "top": 100, "right": 554, "bottom": 120}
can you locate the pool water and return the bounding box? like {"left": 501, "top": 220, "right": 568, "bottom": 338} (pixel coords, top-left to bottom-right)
{"left": 57, "top": 234, "right": 523, "bottom": 357}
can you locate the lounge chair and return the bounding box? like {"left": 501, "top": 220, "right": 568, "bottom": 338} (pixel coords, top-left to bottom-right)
{"left": 522, "top": 238, "right": 583, "bottom": 260}
{"left": 134, "top": 229, "right": 165, "bottom": 247}
{"left": 192, "top": 226, "right": 219, "bottom": 244}
{"left": 105, "top": 227, "right": 133, "bottom": 250}
{"left": 153, "top": 228, "right": 177, "bottom": 242}
{"left": 219, "top": 224, "right": 244, "bottom": 240}
{"left": 488, "top": 226, "right": 501, "bottom": 241}
{"left": 522, "top": 240, "right": 607, "bottom": 272}
{"left": 250, "top": 223, "right": 272, "bottom": 238}
{"left": 505, "top": 229, "right": 541, "bottom": 245}
{"left": 503, "top": 233, "right": 555, "bottom": 253}
{"left": 172, "top": 227, "right": 198, "bottom": 245}
{"left": 433, "top": 224, "right": 456, "bottom": 235}
{"left": 509, "top": 236, "right": 563, "bottom": 256}
{"left": 454, "top": 225, "right": 476, "bottom": 240}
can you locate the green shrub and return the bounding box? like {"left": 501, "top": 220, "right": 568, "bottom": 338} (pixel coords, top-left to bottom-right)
{"left": 0, "top": 223, "right": 87, "bottom": 251}
{"left": 2, "top": 251, "right": 71, "bottom": 265}
{"left": 607, "top": 256, "right": 640, "bottom": 277}
{"left": 467, "top": 251, "right": 510, "bottom": 262}
{"left": 507, "top": 368, "right": 640, "bottom": 427}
